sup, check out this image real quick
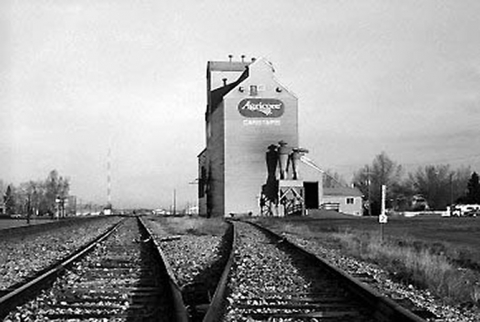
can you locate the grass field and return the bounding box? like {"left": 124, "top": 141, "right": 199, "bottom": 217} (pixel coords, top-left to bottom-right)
{"left": 286, "top": 214, "right": 480, "bottom": 250}
{"left": 148, "top": 216, "right": 228, "bottom": 236}
{"left": 255, "top": 212, "right": 480, "bottom": 306}
{"left": 0, "top": 218, "right": 57, "bottom": 230}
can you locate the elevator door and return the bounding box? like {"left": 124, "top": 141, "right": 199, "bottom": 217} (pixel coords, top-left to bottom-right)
{"left": 304, "top": 181, "right": 319, "bottom": 209}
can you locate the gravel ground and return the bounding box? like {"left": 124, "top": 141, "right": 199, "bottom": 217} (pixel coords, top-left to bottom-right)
{"left": 0, "top": 216, "right": 122, "bottom": 291}
{"left": 263, "top": 226, "right": 480, "bottom": 322}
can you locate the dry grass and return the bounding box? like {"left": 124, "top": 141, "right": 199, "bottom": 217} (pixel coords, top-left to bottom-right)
{"left": 329, "top": 229, "right": 479, "bottom": 305}
{"left": 257, "top": 216, "right": 480, "bottom": 306}
{"left": 276, "top": 222, "right": 310, "bottom": 237}
{"left": 158, "top": 217, "right": 228, "bottom": 236}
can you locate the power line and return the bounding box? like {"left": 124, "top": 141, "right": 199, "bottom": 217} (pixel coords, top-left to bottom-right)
{"left": 401, "top": 153, "right": 480, "bottom": 167}
{"left": 324, "top": 153, "right": 480, "bottom": 170}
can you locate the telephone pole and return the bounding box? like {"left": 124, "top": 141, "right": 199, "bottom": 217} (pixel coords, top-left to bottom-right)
{"left": 173, "top": 189, "right": 176, "bottom": 216}
{"left": 107, "top": 147, "right": 111, "bottom": 207}
{"left": 367, "top": 165, "right": 372, "bottom": 216}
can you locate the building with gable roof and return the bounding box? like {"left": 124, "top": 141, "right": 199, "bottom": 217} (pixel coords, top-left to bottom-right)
{"left": 197, "top": 56, "right": 363, "bottom": 217}
{"left": 322, "top": 186, "right": 364, "bottom": 216}
{"left": 198, "top": 57, "right": 299, "bottom": 217}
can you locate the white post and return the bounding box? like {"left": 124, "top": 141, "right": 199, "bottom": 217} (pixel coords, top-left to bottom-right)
{"left": 381, "top": 185, "right": 386, "bottom": 216}
{"left": 379, "top": 185, "right": 387, "bottom": 240}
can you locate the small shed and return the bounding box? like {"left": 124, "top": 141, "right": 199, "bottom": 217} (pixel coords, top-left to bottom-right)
{"left": 322, "top": 187, "right": 364, "bottom": 216}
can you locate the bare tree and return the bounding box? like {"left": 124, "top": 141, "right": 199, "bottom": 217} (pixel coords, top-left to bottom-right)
{"left": 408, "top": 164, "right": 458, "bottom": 210}
{"left": 19, "top": 181, "right": 42, "bottom": 218}
{"left": 450, "top": 166, "right": 472, "bottom": 204}
{"left": 323, "top": 170, "right": 347, "bottom": 188}
{"left": 353, "top": 152, "right": 402, "bottom": 215}
{"left": 44, "top": 170, "right": 70, "bottom": 215}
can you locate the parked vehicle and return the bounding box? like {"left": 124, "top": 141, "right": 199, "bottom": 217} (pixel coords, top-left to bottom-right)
{"left": 450, "top": 204, "right": 480, "bottom": 217}
{"left": 464, "top": 206, "right": 480, "bottom": 217}
{"left": 411, "top": 195, "right": 429, "bottom": 211}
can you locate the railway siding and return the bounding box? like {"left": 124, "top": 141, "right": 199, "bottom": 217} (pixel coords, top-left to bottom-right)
{"left": 255, "top": 220, "right": 480, "bottom": 322}
{"left": 223, "top": 221, "right": 380, "bottom": 322}
{"left": 0, "top": 216, "right": 123, "bottom": 292}
{"left": 142, "top": 216, "right": 232, "bottom": 321}
{"left": 2, "top": 217, "right": 183, "bottom": 321}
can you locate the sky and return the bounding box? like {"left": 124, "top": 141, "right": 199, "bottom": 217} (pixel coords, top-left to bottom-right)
{"left": 1, "top": 0, "right": 480, "bottom": 209}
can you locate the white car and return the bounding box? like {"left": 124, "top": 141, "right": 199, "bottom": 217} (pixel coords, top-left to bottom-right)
{"left": 451, "top": 204, "right": 480, "bottom": 217}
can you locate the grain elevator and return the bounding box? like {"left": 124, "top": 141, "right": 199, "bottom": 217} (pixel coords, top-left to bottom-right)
{"left": 198, "top": 57, "right": 306, "bottom": 217}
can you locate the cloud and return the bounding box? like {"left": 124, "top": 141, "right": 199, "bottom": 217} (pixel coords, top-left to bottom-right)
{"left": 3, "top": 0, "right": 480, "bottom": 207}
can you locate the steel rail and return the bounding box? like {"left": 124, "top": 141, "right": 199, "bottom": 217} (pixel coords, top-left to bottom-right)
{"left": 202, "top": 221, "right": 236, "bottom": 322}
{"left": 137, "top": 216, "right": 190, "bottom": 322}
{"left": 0, "top": 218, "right": 124, "bottom": 319}
{"left": 246, "top": 220, "right": 428, "bottom": 322}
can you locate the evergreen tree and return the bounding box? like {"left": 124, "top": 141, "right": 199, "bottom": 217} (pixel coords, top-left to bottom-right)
{"left": 466, "top": 172, "right": 480, "bottom": 204}
{"left": 4, "top": 185, "right": 15, "bottom": 216}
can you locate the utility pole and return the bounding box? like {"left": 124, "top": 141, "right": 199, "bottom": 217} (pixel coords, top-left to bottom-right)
{"left": 189, "top": 178, "right": 199, "bottom": 215}
{"left": 106, "top": 146, "right": 112, "bottom": 213}
{"left": 449, "top": 172, "right": 454, "bottom": 205}
{"left": 174, "top": 189, "right": 177, "bottom": 215}
{"left": 367, "top": 165, "right": 372, "bottom": 216}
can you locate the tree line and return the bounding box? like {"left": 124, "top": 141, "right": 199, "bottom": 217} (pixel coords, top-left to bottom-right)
{"left": 327, "top": 152, "right": 480, "bottom": 215}
{"left": 2, "top": 170, "right": 70, "bottom": 217}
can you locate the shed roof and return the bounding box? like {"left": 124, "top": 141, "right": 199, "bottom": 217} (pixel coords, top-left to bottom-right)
{"left": 207, "top": 61, "right": 251, "bottom": 73}
{"left": 323, "top": 187, "right": 363, "bottom": 197}
{"left": 197, "top": 147, "right": 207, "bottom": 158}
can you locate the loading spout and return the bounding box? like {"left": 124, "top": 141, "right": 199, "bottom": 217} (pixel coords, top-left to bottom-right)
{"left": 300, "top": 156, "right": 348, "bottom": 188}
{"left": 299, "top": 155, "right": 324, "bottom": 174}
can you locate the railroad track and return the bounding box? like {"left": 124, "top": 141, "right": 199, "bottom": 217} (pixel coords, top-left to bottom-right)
{"left": 1, "top": 217, "right": 430, "bottom": 321}
{"left": 205, "top": 220, "right": 427, "bottom": 322}
{"left": 1, "top": 217, "right": 188, "bottom": 322}
{"left": 141, "top": 217, "right": 235, "bottom": 322}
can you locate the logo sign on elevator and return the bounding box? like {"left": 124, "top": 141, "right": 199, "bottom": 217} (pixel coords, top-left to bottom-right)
{"left": 238, "top": 99, "right": 284, "bottom": 118}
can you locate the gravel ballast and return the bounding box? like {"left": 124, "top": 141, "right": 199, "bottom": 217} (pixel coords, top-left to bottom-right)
{"left": 3, "top": 217, "right": 174, "bottom": 322}
{"left": 0, "top": 216, "right": 122, "bottom": 291}
{"left": 8, "top": 215, "right": 476, "bottom": 321}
